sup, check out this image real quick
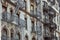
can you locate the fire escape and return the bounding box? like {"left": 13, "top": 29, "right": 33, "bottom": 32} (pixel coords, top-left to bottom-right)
{"left": 43, "top": 1, "right": 57, "bottom": 40}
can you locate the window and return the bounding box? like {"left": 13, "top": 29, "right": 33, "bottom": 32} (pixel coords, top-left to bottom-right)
{"left": 10, "top": 8, "right": 13, "bottom": 15}
{"left": 31, "top": 21, "right": 34, "bottom": 32}
{"left": 15, "top": 33, "right": 20, "bottom": 40}
{"left": 32, "top": 37, "right": 36, "bottom": 40}
{"left": 31, "top": 5, "right": 34, "bottom": 10}
{"left": 16, "top": 11, "right": 20, "bottom": 18}
{"left": 57, "top": 16, "right": 58, "bottom": 21}
{"left": 2, "top": 28, "right": 8, "bottom": 40}
{"left": 30, "top": 5, "right": 34, "bottom": 14}
{"left": 10, "top": 29, "right": 14, "bottom": 40}
{"left": 44, "top": 13, "right": 49, "bottom": 22}
{"left": 59, "top": 17, "right": 60, "bottom": 24}
{"left": 25, "top": 35, "right": 28, "bottom": 40}
{"left": 2, "top": 6, "right": 7, "bottom": 21}
{"left": 25, "top": 16, "right": 27, "bottom": 30}
{"left": 18, "top": 12, "right": 20, "bottom": 25}
{"left": 24, "top": 0, "right": 27, "bottom": 10}
{"left": 58, "top": 26, "right": 59, "bottom": 31}
{"left": 9, "top": 8, "right": 14, "bottom": 22}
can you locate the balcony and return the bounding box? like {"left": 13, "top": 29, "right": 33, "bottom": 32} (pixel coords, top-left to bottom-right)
{"left": 10, "top": 14, "right": 26, "bottom": 27}
{"left": 30, "top": 10, "right": 41, "bottom": 19}
{"left": 31, "top": 26, "right": 36, "bottom": 33}
{"left": 2, "top": 12, "right": 26, "bottom": 27}
{"left": 19, "top": 19, "right": 26, "bottom": 27}
{"left": 43, "top": 18, "right": 50, "bottom": 24}
{"left": 48, "top": 9, "right": 56, "bottom": 17}
{"left": 50, "top": 23, "right": 57, "bottom": 30}
{"left": 43, "top": 27, "right": 51, "bottom": 37}
{"left": 43, "top": 1, "right": 49, "bottom": 11}
{"left": 43, "top": 14, "right": 50, "bottom": 25}
{"left": 2, "top": 12, "right": 14, "bottom": 22}
{"left": 12, "top": 0, "right": 25, "bottom": 8}
{"left": 43, "top": 32, "right": 51, "bottom": 38}
{"left": 51, "top": 34, "right": 58, "bottom": 40}
{"left": 36, "top": 26, "right": 42, "bottom": 35}
{"left": 48, "top": 11, "right": 55, "bottom": 16}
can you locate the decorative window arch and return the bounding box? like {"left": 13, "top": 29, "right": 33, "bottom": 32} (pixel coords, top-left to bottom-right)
{"left": 10, "top": 29, "right": 14, "bottom": 40}
{"left": 32, "top": 36, "right": 36, "bottom": 40}
{"left": 15, "top": 32, "right": 20, "bottom": 40}
{"left": 1, "top": 28, "right": 8, "bottom": 40}
{"left": 25, "top": 34, "right": 28, "bottom": 40}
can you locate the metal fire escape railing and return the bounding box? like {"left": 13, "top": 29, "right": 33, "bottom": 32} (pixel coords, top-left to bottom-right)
{"left": 44, "top": 27, "right": 51, "bottom": 37}
{"left": 44, "top": 0, "right": 59, "bottom": 13}
{"left": 43, "top": 13, "right": 50, "bottom": 24}
{"left": 43, "top": 0, "right": 58, "bottom": 39}
{"left": 43, "top": 1, "right": 49, "bottom": 10}
{"left": 35, "top": 20, "right": 42, "bottom": 35}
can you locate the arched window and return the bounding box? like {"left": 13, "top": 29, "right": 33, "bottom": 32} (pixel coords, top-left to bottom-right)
{"left": 32, "top": 37, "right": 36, "bottom": 40}
{"left": 1, "top": 28, "right": 8, "bottom": 40}
{"left": 25, "top": 35, "right": 28, "bottom": 40}
{"left": 10, "top": 29, "right": 14, "bottom": 40}
{"left": 15, "top": 33, "right": 20, "bottom": 40}
{"left": 24, "top": 0, "right": 27, "bottom": 10}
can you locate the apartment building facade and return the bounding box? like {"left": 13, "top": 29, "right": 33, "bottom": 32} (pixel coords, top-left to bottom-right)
{"left": 0, "top": 0, "right": 59, "bottom": 40}
{"left": 42, "top": 0, "right": 59, "bottom": 40}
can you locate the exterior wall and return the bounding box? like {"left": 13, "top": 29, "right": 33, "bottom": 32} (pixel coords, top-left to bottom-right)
{"left": 1, "top": 0, "right": 36, "bottom": 40}
{"left": 0, "top": 0, "right": 2, "bottom": 40}
{"left": 1, "top": 0, "right": 60, "bottom": 40}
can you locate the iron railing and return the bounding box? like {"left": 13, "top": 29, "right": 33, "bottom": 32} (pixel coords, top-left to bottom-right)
{"left": 44, "top": 18, "right": 50, "bottom": 24}
{"left": 43, "top": 28, "right": 51, "bottom": 37}
{"left": 43, "top": 1, "right": 49, "bottom": 10}
{"left": 36, "top": 25, "right": 42, "bottom": 35}
{"left": 30, "top": 10, "right": 41, "bottom": 19}
{"left": 2, "top": 12, "right": 14, "bottom": 22}
{"left": 50, "top": 23, "right": 57, "bottom": 30}
{"left": 2, "top": 12, "right": 26, "bottom": 27}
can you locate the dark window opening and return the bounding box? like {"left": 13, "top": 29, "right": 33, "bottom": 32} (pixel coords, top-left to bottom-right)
{"left": 32, "top": 37, "right": 36, "bottom": 40}
{"left": 24, "top": 0, "right": 27, "bottom": 10}
{"left": 10, "top": 8, "right": 13, "bottom": 15}
{"left": 25, "top": 16, "right": 27, "bottom": 30}
{"left": 32, "top": 21, "right": 34, "bottom": 32}
{"left": 25, "top": 35, "right": 28, "bottom": 40}
{"left": 11, "top": 29, "right": 14, "bottom": 40}
{"left": 2, "top": 28, "right": 8, "bottom": 40}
